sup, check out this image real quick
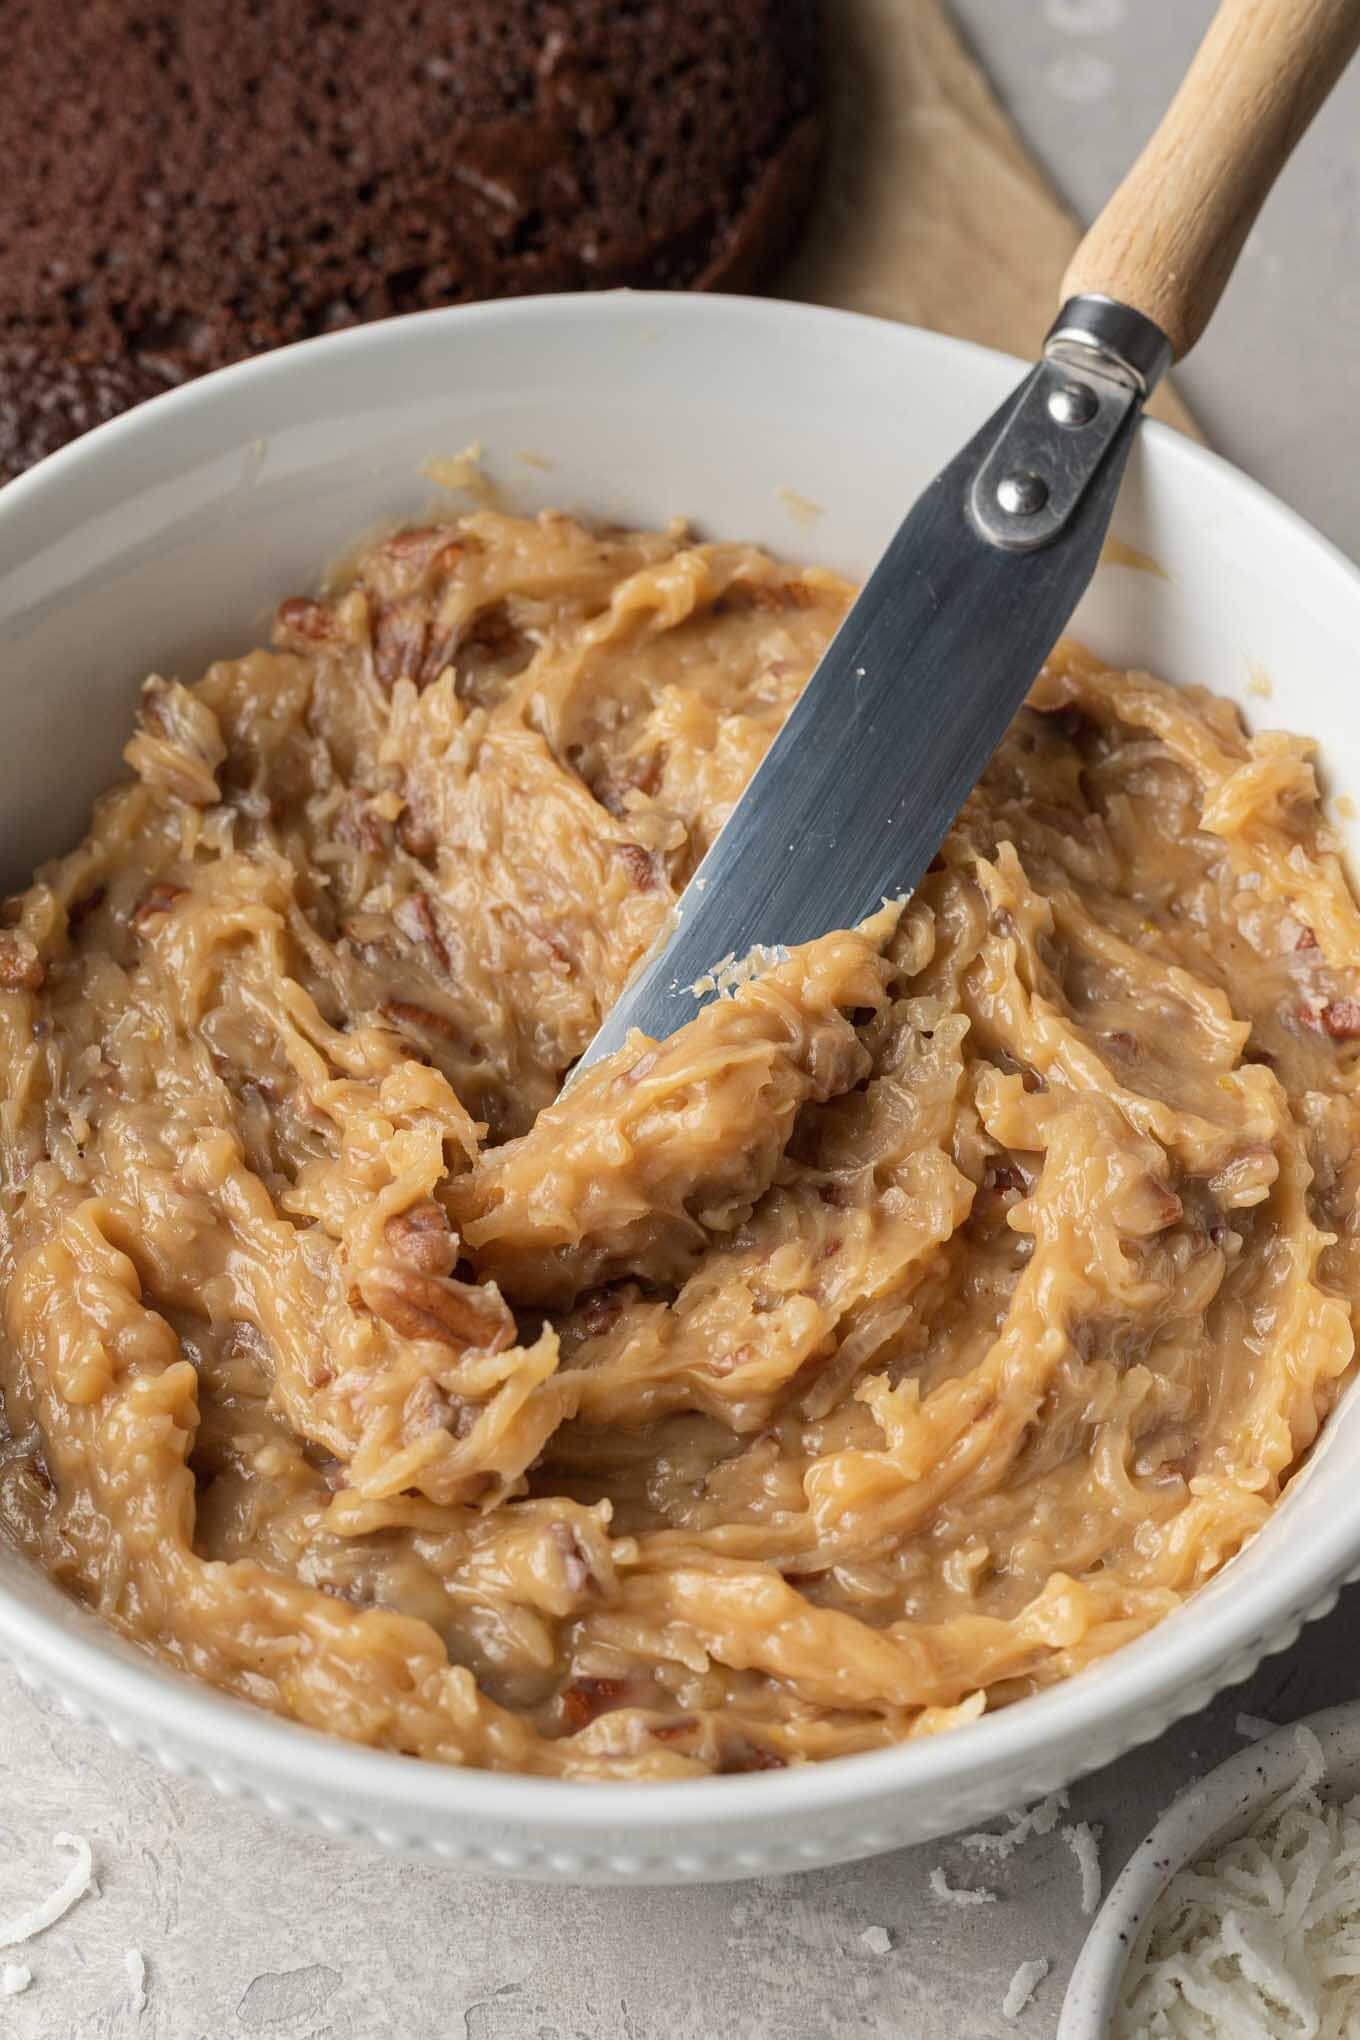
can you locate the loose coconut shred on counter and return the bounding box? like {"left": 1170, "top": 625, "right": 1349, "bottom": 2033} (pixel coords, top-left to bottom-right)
{"left": 0, "top": 1831, "right": 95, "bottom": 1997}
{"left": 1, "top": 509, "right": 1358, "bottom": 1779}
{"left": 1003, "top": 1957, "right": 1050, "bottom": 2021}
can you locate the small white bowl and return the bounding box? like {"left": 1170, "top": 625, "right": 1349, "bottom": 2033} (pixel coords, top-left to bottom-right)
{"left": 3, "top": 291, "right": 1360, "bottom": 1882}
{"left": 1059, "top": 1702, "right": 1360, "bottom": 2037}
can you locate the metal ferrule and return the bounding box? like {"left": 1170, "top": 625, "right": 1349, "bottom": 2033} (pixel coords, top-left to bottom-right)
{"left": 1044, "top": 295, "right": 1174, "bottom": 396}
{"left": 968, "top": 294, "right": 1173, "bottom": 554}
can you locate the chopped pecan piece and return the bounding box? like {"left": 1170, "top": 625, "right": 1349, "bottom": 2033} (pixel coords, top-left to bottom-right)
{"left": 711, "top": 1341, "right": 754, "bottom": 1379}
{"left": 24, "top": 1451, "right": 54, "bottom": 1497}
{"left": 335, "top": 793, "right": 391, "bottom": 856}
{"left": 274, "top": 597, "right": 341, "bottom": 647}
{"left": 649, "top": 1716, "right": 699, "bottom": 1745}
{"left": 1322, "top": 998, "right": 1360, "bottom": 1039}
{"left": 0, "top": 933, "right": 44, "bottom": 991}
{"left": 394, "top": 892, "right": 451, "bottom": 972}
{"left": 1295, "top": 923, "right": 1319, "bottom": 952}
{"left": 372, "top": 602, "right": 430, "bottom": 691}
{"left": 397, "top": 788, "right": 439, "bottom": 861}
{"left": 557, "top": 1676, "right": 634, "bottom": 1732}
{"left": 590, "top": 748, "right": 664, "bottom": 816}
{"left": 548, "top": 1520, "right": 598, "bottom": 1595}
{"left": 450, "top": 1399, "right": 481, "bottom": 1439}
{"left": 380, "top": 999, "right": 465, "bottom": 1047}
{"left": 533, "top": 925, "right": 574, "bottom": 973}
{"left": 379, "top": 525, "right": 454, "bottom": 562}
{"left": 65, "top": 884, "right": 106, "bottom": 934}
{"left": 460, "top": 603, "right": 520, "bottom": 659}
{"left": 616, "top": 842, "right": 659, "bottom": 891}
{"left": 132, "top": 881, "right": 188, "bottom": 932}
{"left": 718, "top": 1737, "right": 786, "bottom": 1774}
{"left": 383, "top": 1198, "right": 457, "bottom": 1278}
{"left": 357, "top": 1262, "right": 513, "bottom": 1354}
{"left": 452, "top": 603, "right": 533, "bottom": 705}
{"left": 376, "top": 526, "right": 472, "bottom": 586}
{"left": 717, "top": 577, "right": 819, "bottom": 614}
{"left": 575, "top": 1289, "right": 623, "bottom": 1338}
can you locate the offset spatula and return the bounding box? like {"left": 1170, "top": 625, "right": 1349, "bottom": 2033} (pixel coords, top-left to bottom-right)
{"left": 577, "top": 0, "right": 1359, "bottom": 1077}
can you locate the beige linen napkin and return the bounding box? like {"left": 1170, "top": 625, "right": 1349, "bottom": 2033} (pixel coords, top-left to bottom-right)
{"left": 782, "top": 0, "right": 1201, "bottom": 439}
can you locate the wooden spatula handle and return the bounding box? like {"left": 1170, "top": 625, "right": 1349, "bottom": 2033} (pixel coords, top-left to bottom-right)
{"left": 1062, "top": 0, "right": 1360, "bottom": 361}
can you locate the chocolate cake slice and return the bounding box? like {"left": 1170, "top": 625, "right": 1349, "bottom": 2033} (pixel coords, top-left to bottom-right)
{"left": 0, "top": 0, "right": 824, "bottom": 479}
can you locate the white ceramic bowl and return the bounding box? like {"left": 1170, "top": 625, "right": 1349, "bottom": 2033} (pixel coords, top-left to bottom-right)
{"left": 3, "top": 292, "right": 1360, "bottom": 1885}
{"left": 1060, "top": 1702, "right": 1360, "bottom": 2036}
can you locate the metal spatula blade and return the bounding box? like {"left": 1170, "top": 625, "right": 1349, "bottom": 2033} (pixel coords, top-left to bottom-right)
{"left": 572, "top": 0, "right": 1359, "bottom": 1078}
{"left": 574, "top": 298, "right": 1170, "bottom": 1077}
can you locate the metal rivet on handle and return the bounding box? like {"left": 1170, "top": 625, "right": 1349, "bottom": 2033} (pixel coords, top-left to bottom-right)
{"left": 1047, "top": 381, "right": 1100, "bottom": 427}
{"left": 996, "top": 471, "right": 1049, "bottom": 516}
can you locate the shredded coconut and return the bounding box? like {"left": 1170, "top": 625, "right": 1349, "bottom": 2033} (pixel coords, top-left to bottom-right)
{"left": 125, "top": 1948, "right": 147, "bottom": 2013}
{"left": 859, "top": 1925, "right": 892, "bottom": 1955}
{"left": 962, "top": 1790, "right": 1069, "bottom": 1858}
{"left": 929, "top": 1865, "right": 997, "bottom": 1906}
{"left": 0, "top": 1964, "right": 31, "bottom": 1996}
{"left": 1236, "top": 1712, "right": 1278, "bottom": 1741}
{"left": 691, "top": 943, "right": 791, "bottom": 1000}
{"left": 1002, "top": 1957, "right": 1049, "bottom": 2020}
{"left": 1116, "top": 1726, "right": 1360, "bottom": 2037}
{"left": 0, "top": 1834, "right": 94, "bottom": 1950}
{"left": 1064, "top": 1820, "right": 1103, "bottom": 1915}
{"left": 419, "top": 443, "right": 502, "bottom": 509}
{"left": 776, "top": 487, "right": 824, "bottom": 531}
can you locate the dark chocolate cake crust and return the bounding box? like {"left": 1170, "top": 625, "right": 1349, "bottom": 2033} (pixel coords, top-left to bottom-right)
{"left": 0, "top": 0, "right": 823, "bottom": 479}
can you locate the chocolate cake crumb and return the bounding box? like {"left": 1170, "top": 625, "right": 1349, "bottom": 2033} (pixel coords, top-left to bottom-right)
{"left": 0, "top": 0, "right": 824, "bottom": 478}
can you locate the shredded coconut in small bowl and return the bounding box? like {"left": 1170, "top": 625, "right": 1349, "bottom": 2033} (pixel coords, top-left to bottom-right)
{"left": 1114, "top": 1726, "right": 1360, "bottom": 2037}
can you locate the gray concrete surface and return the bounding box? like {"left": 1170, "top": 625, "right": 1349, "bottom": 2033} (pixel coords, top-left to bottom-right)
{"left": 2, "top": 5, "right": 1358, "bottom": 2036}
{"left": 3, "top": 1625, "right": 1360, "bottom": 2040}
{"left": 951, "top": 0, "right": 1360, "bottom": 562}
